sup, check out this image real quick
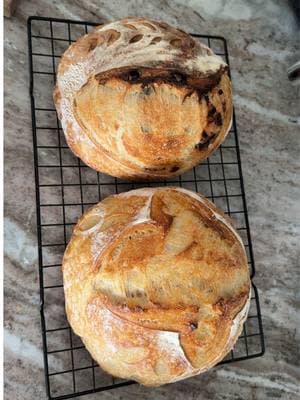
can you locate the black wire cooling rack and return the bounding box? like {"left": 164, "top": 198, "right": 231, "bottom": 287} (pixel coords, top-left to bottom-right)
{"left": 28, "top": 16, "right": 265, "bottom": 400}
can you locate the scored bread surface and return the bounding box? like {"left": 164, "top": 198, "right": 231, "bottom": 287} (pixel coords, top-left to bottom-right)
{"left": 54, "top": 17, "right": 233, "bottom": 179}
{"left": 63, "top": 187, "right": 250, "bottom": 386}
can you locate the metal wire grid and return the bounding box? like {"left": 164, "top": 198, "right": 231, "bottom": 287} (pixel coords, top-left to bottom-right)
{"left": 27, "top": 16, "right": 265, "bottom": 400}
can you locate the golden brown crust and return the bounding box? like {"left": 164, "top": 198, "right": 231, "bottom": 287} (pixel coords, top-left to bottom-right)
{"left": 63, "top": 187, "right": 250, "bottom": 385}
{"left": 54, "top": 17, "right": 233, "bottom": 179}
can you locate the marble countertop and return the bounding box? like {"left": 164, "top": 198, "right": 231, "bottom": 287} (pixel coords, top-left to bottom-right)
{"left": 4, "top": 0, "right": 300, "bottom": 399}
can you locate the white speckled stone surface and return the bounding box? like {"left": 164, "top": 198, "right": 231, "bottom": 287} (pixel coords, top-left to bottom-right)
{"left": 4, "top": 0, "right": 300, "bottom": 399}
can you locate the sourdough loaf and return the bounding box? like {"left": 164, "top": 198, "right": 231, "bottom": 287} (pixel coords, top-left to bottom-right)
{"left": 54, "top": 17, "right": 233, "bottom": 179}
{"left": 63, "top": 187, "right": 250, "bottom": 385}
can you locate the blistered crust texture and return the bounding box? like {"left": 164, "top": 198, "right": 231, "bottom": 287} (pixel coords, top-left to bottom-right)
{"left": 63, "top": 187, "right": 250, "bottom": 386}
{"left": 54, "top": 17, "right": 233, "bottom": 179}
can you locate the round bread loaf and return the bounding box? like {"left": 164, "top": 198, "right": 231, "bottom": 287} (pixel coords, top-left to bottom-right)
{"left": 54, "top": 17, "right": 233, "bottom": 179}
{"left": 63, "top": 187, "right": 250, "bottom": 386}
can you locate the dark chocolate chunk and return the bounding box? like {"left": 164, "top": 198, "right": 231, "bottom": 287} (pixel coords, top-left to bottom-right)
{"left": 190, "top": 322, "right": 198, "bottom": 330}
{"left": 202, "top": 130, "right": 209, "bottom": 139}
{"left": 195, "top": 142, "right": 207, "bottom": 150}
{"left": 218, "top": 89, "right": 223, "bottom": 95}
{"left": 170, "top": 72, "right": 187, "bottom": 85}
{"left": 214, "top": 112, "right": 223, "bottom": 126}
{"left": 208, "top": 105, "right": 217, "bottom": 117}
{"left": 204, "top": 94, "right": 209, "bottom": 103}
{"left": 142, "top": 85, "right": 152, "bottom": 95}
{"left": 195, "top": 132, "right": 217, "bottom": 150}
{"left": 127, "top": 69, "right": 140, "bottom": 82}
{"left": 170, "top": 166, "right": 180, "bottom": 173}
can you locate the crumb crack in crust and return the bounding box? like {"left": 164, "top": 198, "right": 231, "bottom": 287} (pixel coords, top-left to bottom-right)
{"left": 63, "top": 187, "right": 250, "bottom": 386}
{"left": 54, "top": 17, "right": 233, "bottom": 179}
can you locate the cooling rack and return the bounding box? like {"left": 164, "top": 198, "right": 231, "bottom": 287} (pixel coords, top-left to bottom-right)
{"left": 28, "top": 16, "right": 265, "bottom": 400}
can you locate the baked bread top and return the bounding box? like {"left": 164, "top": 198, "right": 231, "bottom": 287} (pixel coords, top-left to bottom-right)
{"left": 63, "top": 187, "right": 250, "bottom": 386}
{"left": 54, "top": 17, "right": 233, "bottom": 179}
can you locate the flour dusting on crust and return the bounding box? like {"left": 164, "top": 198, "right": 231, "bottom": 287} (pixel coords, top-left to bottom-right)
{"left": 87, "top": 303, "right": 118, "bottom": 352}
{"left": 118, "top": 188, "right": 155, "bottom": 225}
{"left": 91, "top": 229, "right": 117, "bottom": 262}
{"left": 157, "top": 331, "right": 191, "bottom": 364}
